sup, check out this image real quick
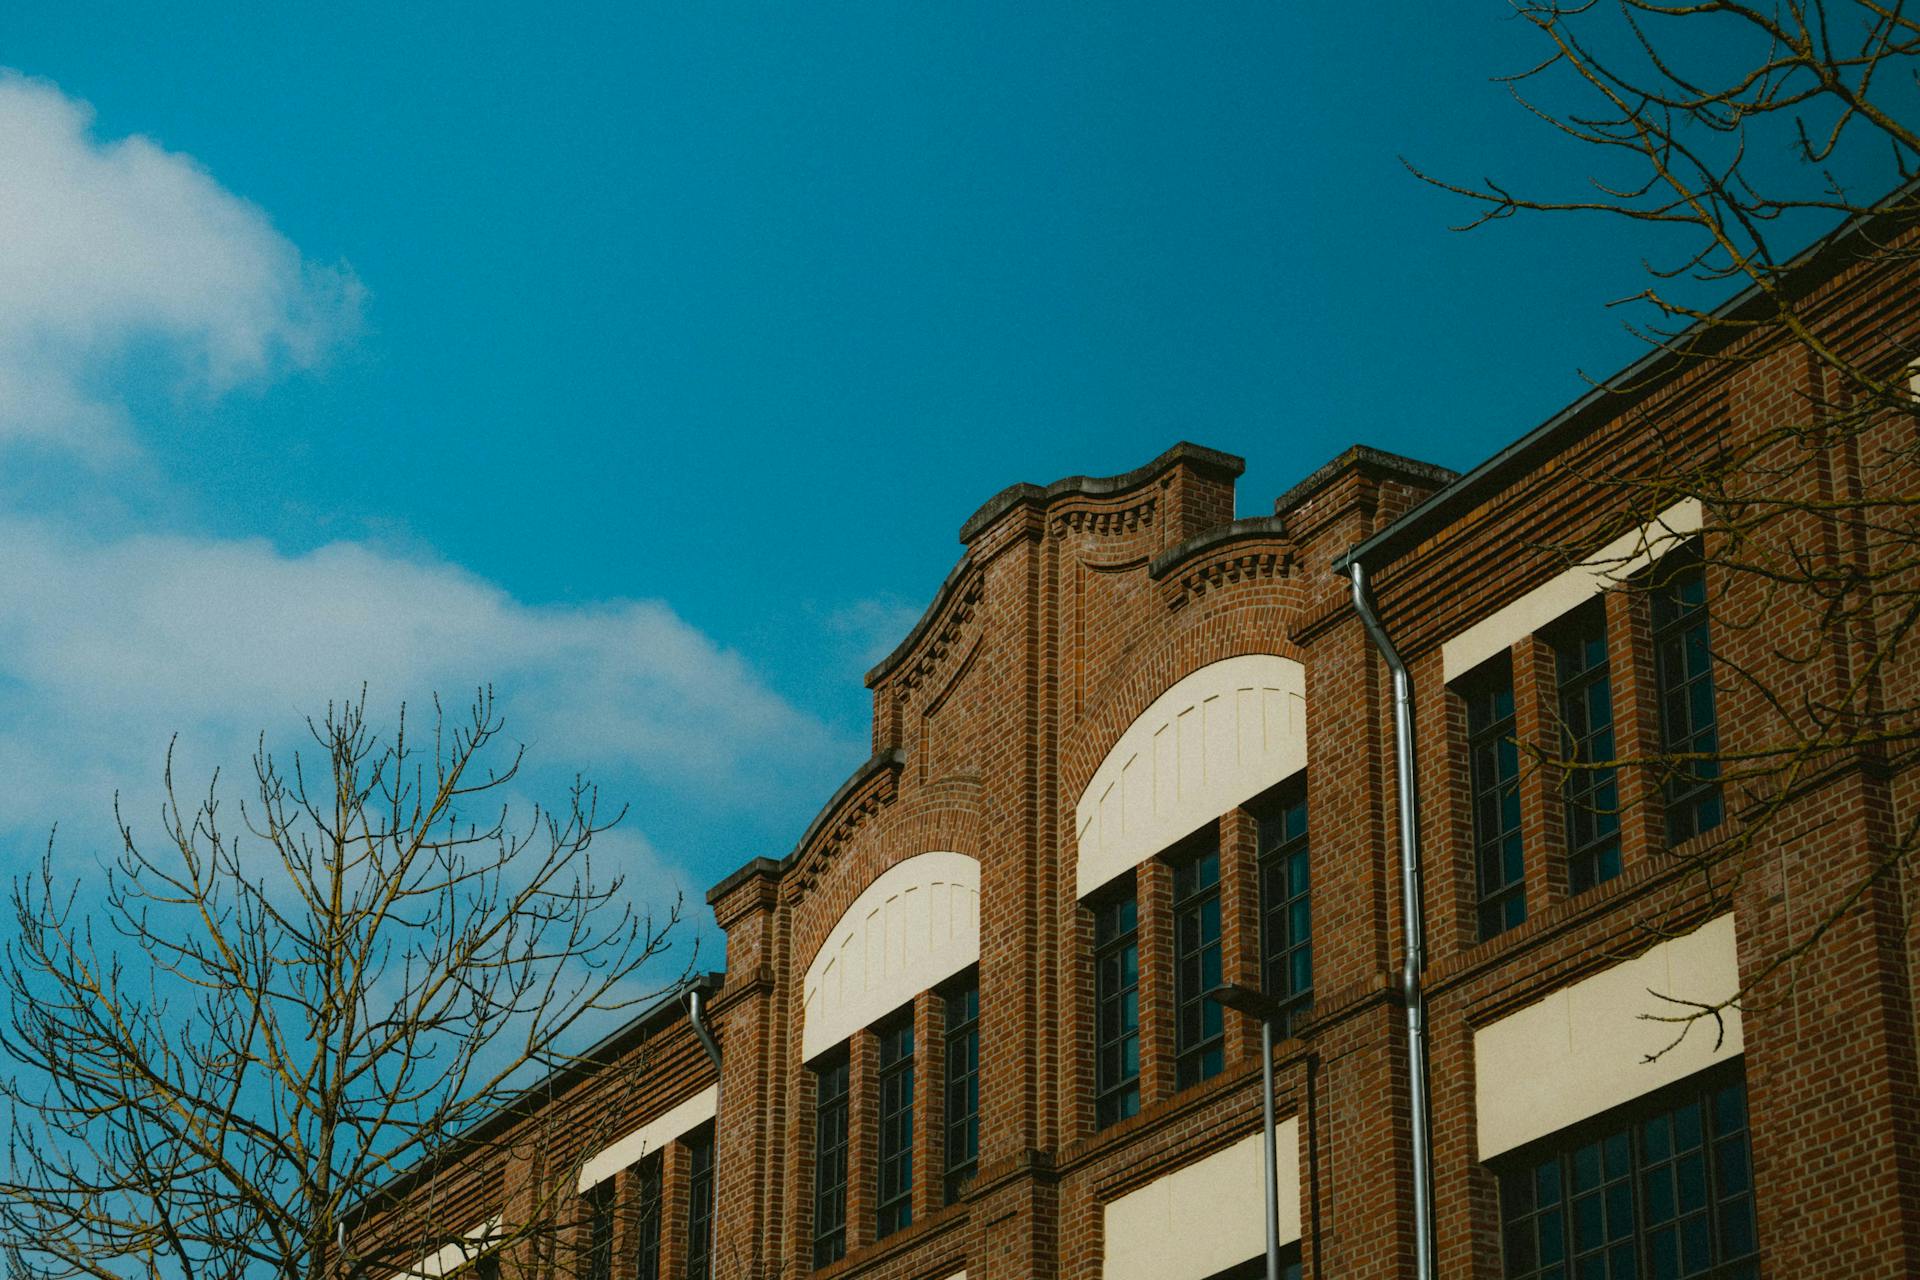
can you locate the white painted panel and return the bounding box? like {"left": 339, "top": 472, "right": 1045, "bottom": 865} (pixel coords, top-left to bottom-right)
{"left": 391, "top": 1216, "right": 499, "bottom": 1279}
{"left": 1102, "top": 1120, "right": 1301, "bottom": 1280}
{"left": 1443, "top": 499, "right": 1703, "bottom": 680}
{"left": 577, "top": 1084, "right": 719, "bottom": 1191}
{"left": 1076, "top": 655, "right": 1307, "bottom": 899}
{"left": 801, "top": 851, "right": 981, "bottom": 1061}
{"left": 1476, "top": 914, "right": 1743, "bottom": 1160}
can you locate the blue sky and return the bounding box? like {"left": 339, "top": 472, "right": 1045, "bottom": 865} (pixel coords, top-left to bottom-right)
{"left": 0, "top": 4, "right": 1702, "bottom": 962}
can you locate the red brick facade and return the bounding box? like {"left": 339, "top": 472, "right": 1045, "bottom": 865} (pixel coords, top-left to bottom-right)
{"left": 357, "top": 212, "right": 1920, "bottom": 1279}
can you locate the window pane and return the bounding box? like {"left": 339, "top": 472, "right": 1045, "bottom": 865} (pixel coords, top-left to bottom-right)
{"left": 1496, "top": 1070, "right": 1756, "bottom": 1280}
{"left": 1258, "top": 782, "right": 1312, "bottom": 1036}
{"left": 1464, "top": 657, "right": 1526, "bottom": 939}
{"left": 1172, "top": 830, "right": 1225, "bottom": 1089}
{"left": 1093, "top": 881, "right": 1141, "bottom": 1128}
{"left": 812, "top": 1048, "right": 850, "bottom": 1267}
{"left": 944, "top": 974, "right": 980, "bottom": 1204}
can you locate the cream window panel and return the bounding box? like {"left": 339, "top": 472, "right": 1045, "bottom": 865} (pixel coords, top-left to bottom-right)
{"left": 391, "top": 1216, "right": 500, "bottom": 1279}
{"left": 1442, "top": 498, "right": 1704, "bottom": 681}
{"left": 801, "top": 850, "right": 980, "bottom": 1062}
{"left": 1076, "top": 654, "right": 1307, "bottom": 900}
{"left": 1102, "top": 1120, "right": 1300, "bottom": 1280}
{"left": 577, "top": 1083, "right": 718, "bottom": 1192}
{"left": 1475, "top": 914, "right": 1743, "bottom": 1160}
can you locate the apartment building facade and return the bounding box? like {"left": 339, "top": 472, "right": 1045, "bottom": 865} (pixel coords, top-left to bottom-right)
{"left": 356, "top": 212, "right": 1920, "bottom": 1279}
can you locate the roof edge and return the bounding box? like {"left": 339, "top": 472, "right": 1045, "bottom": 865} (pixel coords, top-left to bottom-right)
{"left": 1333, "top": 179, "right": 1920, "bottom": 577}
{"left": 1148, "top": 515, "right": 1290, "bottom": 580}
{"left": 956, "top": 441, "right": 1245, "bottom": 545}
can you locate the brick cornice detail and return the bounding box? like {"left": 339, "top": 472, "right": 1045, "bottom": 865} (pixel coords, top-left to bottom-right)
{"left": 782, "top": 752, "right": 906, "bottom": 901}
{"left": 1159, "top": 543, "right": 1292, "bottom": 611}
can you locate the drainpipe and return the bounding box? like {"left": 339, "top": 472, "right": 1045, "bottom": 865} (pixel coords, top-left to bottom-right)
{"left": 1346, "top": 559, "right": 1436, "bottom": 1280}
{"left": 684, "top": 982, "right": 723, "bottom": 1077}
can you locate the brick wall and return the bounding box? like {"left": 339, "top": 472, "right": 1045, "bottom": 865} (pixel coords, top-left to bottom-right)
{"left": 358, "top": 221, "right": 1920, "bottom": 1279}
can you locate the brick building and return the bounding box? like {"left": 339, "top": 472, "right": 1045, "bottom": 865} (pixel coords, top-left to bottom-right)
{"left": 354, "top": 207, "right": 1920, "bottom": 1279}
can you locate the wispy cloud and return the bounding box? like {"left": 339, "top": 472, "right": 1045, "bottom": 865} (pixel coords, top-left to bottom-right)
{"left": 823, "top": 595, "right": 926, "bottom": 669}
{"left": 0, "top": 70, "right": 361, "bottom": 457}
{"left": 0, "top": 517, "right": 847, "bottom": 851}
{"left": 0, "top": 73, "right": 856, "bottom": 888}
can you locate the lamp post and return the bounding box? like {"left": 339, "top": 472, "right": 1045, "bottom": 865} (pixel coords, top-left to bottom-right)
{"left": 1210, "top": 981, "right": 1288, "bottom": 1280}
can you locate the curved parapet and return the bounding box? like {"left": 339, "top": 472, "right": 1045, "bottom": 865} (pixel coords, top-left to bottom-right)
{"left": 800, "top": 851, "right": 981, "bottom": 1061}
{"left": 1076, "top": 654, "right": 1306, "bottom": 898}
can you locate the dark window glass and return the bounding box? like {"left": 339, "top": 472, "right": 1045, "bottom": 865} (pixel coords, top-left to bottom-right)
{"left": 584, "top": 1180, "right": 614, "bottom": 1280}
{"left": 1256, "top": 783, "right": 1311, "bottom": 1037}
{"left": 811, "top": 1046, "right": 850, "bottom": 1267}
{"left": 944, "top": 974, "right": 980, "bottom": 1204}
{"left": 876, "top": 1015, "right": 916, "bottom": 1238}
{"left": 633, "top": 1153, "right": 662, "bottom": 1280}
{"left": 1499, "top": 1070, "right": 1757, "bottom": 1280}
{"left": 1464, "top": 656, "right": 1527, "bottom": 939}
{"left": 1652, "top": 549, "right": 1723, "bottom": 843}
{"left": 1199, "top": 1245, "right": 1304, "bottom": 1279}
{"left": 1092, "top": 883, "right": 1141, "bottom": 1128}
{"left": 477, "top": 1254, "right": 501, "bottom": 1280}
{"left": 1552, "top": 601, "right": 1622, "bottom": 895}
{"left": 684, "top": 1124, "right": 715, "bottom": 1280}
{"left": 1172, "top": 830, "right": 1225, "bottom": 1089}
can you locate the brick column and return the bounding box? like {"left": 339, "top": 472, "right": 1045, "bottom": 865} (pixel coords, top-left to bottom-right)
{"left": 1513, "top": 632, "right": 1568, "bottom": 904}
{"left": 844, "top": 1028, "right": 879, "bottom": 1253}
{"left": 913, "top": 989, "right": 946, "bottom": 1221}
{"left": 1219, "top": 804, "right": 1263, "bottom": 1065}
{"left": 1136, "top": 858, "right": 1176, "bottom": 1106}
{"left": 788, "top": 1062, "right": 817, "bottom": 1275}
{"left": 1605, "top": 584, "right": 1663, "bottom": 870}
{"left": 658, "top": 1141, "right": 691, "bottom": 1280}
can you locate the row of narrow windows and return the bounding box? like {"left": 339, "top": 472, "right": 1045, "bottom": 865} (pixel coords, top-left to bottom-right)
{"left": 1464, "top": 547, "right": 1722, "bottom": 943}
{"left": 810, "top": 971, "right": 981, "bottom": 1266}
{"left": 578, "top": 1122, "right": 714, "bottom": 1280}
{"left": 1092, "top": 784, "right": 1311, "bottom": 1127}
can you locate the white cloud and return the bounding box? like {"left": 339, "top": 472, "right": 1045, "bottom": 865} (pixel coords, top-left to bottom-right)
{"left": 0, "top": 517, "right": 850, "bottom": 855}
{"left": 0, "top": 70, "right": 360, "bottom": 456}
{"left": 0, "top": 72, "right": 853, "bottom": 894}
{"left": 824, "top": 595, "right": 926, "bottom": 669}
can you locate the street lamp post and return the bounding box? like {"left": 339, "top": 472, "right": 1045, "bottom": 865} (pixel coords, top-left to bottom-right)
{"left": 1210, "top": 981, "right": 1288, "bottom": 1280}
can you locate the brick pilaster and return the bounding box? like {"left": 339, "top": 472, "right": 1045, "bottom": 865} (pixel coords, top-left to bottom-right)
{"left": 1136, "top": 857, "right": 1176, "bottom": 1106}
{"left": 844, "top": 1029, "right": 879, "bottom": 1253}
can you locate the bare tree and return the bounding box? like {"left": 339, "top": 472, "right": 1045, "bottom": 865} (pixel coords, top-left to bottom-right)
{"left": 0, "top": 690, "right": 683, "bottom": 1280}
{"left": 1419, "top": 2, "right": 1920, "bottom": 1043}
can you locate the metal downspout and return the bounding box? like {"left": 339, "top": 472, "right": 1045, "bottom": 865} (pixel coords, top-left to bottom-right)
{"left": 685, "top": 984, "right": 723, "bottom": 1076}
{"left": 1347, "top": 559, "right": 1436, "bottom": 1280}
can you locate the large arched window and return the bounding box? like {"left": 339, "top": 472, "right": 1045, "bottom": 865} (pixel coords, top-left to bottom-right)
{"left": 800, "top": 852, "right": 982, "bottom": 1258}
{"left": 1075, "top": 655, "right": 1310, "bottom": 1120}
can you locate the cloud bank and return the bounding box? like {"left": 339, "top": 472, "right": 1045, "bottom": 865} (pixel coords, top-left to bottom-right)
{"left": 0, "top": 518, "right": 843, "bottom": 852}
{"left": 0, "top": 70, "right": 361, "bottom": 457}
{"left": 0, "top": 73, "right": 852, "bottom": 896}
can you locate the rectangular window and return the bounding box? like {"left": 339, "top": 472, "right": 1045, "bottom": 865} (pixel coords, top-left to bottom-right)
{"left": 683, "top": 1124, "right": 715, "bottom": 1280}
{"left": 943, "top": 974, "right": 980, "bottom": 1204}
{"left": 811, "top": 1047, "right": 850, "bottom": 1267}
{"left": 584, "top": 1180, "right": 614, "bottom": 1280}
{"left": 1552, "top": 601, "right": 1622, "bottom": 895}
{"left": 1652, "top": 548, "right": 1723, "bottom": 843}
{"left": 1499, "top": 1069, "right": 1756, "bottom": 1280}
{"left": 1172, "top": 830, "right": 1225, "bottom": 1089}
{"left": 1464, "top": 655, "right": 1527, "bottom": 939}
{"left": 1092, "top": 882, "right": 1141, "bottom": 1128}
{"left": 477, "top": 1254, "right": 501, "bottom": 1280}
{"left": 633, "top": 1153, "right": 662, "bottom": 1280}
{"left": 876, "top": 1014, "right": 916, "bottom": 1239}
{"left": 1257, "top": 782, "right": 1311, "bottom": 1037}
{"left": 1200, "top": 1248, "right": 1303, "bottom": 1280}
